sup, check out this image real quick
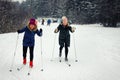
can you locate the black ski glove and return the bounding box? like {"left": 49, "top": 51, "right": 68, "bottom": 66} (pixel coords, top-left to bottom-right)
{"left": 40, "top": 28, "right": 43, "bottom": 33}
{"left": 17, "top": 30, "right": 20, "bottom": 33}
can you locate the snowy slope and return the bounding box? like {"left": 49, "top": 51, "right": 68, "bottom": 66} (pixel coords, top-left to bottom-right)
{"left": 0, "top": 23, "right": 120, "bottom": 80}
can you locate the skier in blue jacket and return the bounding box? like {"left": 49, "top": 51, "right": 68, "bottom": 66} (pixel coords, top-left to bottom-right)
{"left": 47, "top": 19, "right": 51, "bottom": 26}
{"left": 17, "top": 18, "right": 42, "bottom": 68}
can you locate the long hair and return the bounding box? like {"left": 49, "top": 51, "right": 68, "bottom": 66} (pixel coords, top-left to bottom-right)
{"left": 28, "top": 24, "right": 37, "bottom": 31}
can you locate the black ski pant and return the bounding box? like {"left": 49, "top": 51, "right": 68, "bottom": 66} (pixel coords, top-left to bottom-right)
{"left": 59, "top": 44, "right": 68, "bottom": 58}
{"left": 23, "top": 46, "right": 34, "bottom": 61}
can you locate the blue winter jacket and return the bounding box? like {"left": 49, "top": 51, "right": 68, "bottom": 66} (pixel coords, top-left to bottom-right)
{"left": 18, "top": 26, "right": 42, "bottom": 47}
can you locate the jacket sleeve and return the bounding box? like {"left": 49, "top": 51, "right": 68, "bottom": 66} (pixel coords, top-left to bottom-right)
{"left": 35, "top": 29, "right": 42, "bottom": 36}
{"left": 54, "top": 24, "right": 60, "bottom": 33}
{"left": 68, "top": 26, "right": 75, "bottom": 33}
{"left": 18, "top": 27, "right": 26, "bottom": 33}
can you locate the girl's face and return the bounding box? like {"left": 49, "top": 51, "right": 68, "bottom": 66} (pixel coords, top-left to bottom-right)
{"left": 29, "top": 24, "right": 35, "bottom": 30}
{"left": 62, "top": 18, "right": 68, "bottom": 26}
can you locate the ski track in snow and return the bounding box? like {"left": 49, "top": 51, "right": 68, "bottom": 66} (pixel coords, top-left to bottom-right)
{"left": 0, "top": 22, "right": 120, "bottom": 80}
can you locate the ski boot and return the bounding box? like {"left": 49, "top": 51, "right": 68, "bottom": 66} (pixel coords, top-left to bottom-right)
{"left": 65, "top": 57, "right": 68, "bottom": 62}
{"left": 23, "top": 58, "right": 26, "bottom": 65}
{"left": 29, "top": 61, "right": 33, "bottom": 68}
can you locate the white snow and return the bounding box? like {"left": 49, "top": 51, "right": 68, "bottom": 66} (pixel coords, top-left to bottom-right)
{"left": 0, "top": 23, "right": 120, "bottom": 80}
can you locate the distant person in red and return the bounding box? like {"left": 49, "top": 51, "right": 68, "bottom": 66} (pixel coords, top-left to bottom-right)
{"left": 41, "top": 19, "right": 45, "bottom": 25}
{"left": 17, "top": 18, "right": 43, "bottom": 68}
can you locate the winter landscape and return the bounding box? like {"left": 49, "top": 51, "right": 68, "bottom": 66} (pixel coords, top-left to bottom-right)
{"left": 0, "top": 22, "right": 120, "bottom": 80}
{"left": 0, "top": 0, "right": 120, "bottom": 80}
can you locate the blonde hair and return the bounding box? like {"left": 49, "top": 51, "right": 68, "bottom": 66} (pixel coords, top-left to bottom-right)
{"left": 62, "top": 16, "right": 67, "bottom": 20}
{"left": 61, "top": 16, "right": 69, "bottom": 26}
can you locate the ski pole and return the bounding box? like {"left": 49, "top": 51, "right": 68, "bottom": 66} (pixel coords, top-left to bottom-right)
{"left": 73, "top": 33, "right": 78, "bottom": 62}
{"left": 9, "top": 33, "right": 19, "bottom": 72}
{"left": 40, "top": 37, "right": 44, "bottom": 71}
{"left": 51, "top": 34, "right": 57, "bottom": 61}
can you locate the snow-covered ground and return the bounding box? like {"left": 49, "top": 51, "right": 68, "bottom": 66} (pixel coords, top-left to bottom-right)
{"left": 0, "top": 23, "right": 120, "bottom": 80}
